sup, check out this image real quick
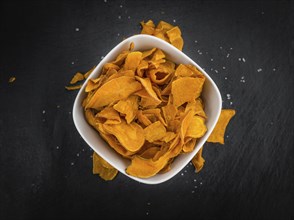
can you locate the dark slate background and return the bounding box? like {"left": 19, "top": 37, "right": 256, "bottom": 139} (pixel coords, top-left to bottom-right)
{"left": 0, "top": 0, "right": 293, "bottom": 219}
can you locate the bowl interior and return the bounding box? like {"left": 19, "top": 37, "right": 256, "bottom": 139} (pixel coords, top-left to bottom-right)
{"left": 73, "top": 34, "right": 222, "bottom": 184}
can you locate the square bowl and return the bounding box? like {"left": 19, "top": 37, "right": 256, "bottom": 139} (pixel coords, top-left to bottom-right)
{"left": 73, "top": 34, "right": 222, "bottom": 184}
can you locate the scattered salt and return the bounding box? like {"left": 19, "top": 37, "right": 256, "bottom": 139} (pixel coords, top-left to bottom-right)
{"left": 71, "top": 162, "right": 74, "bottom": 166}
{"left": 104, "top": 0, "right": 107, "bottom": 2}
{"left": 210, "top": 58, "right": 213, "bottom": 61}
{"left": 230, "top": 47, "right": 233, "bottom": 50}
{"left": 200, "top": 182, "right": 203, "bottom": 185}
{"left": 77, "top": 153, "right": 79, "bottom": 157}
{"left": 128, "top": 15, "right": 131, "bottom": 19}
{"left": 118, "top": 15, "right": 121, "bottom": 19}
{"left": 226, "top": 53, "right": 230, "bottom": 58}
{"left": 230, "top": 101, "right": 233, "bottom": 105}
{"left": 225, "top": 77, "right": 227, "bottom": 80}
{"left": 161, "top": 11, "right": 165, "bottom": 14}
{"left": 242, "top": 58, "right": 246, "bottom": 62}
{"left": 222, "top": 66, "right": 226, "bottom": 69}
{"left": 120, "top": 4, "right": 123, "bottom": 8}
{"left": 101, "top": 56, "right": 104, "bottom": 60}
{"left": 194, "top": 40, "right": 198, "bottom": 43}
{"left": 192, "top": 190, "right": 195, "bottom": 193}
{"left": 69, "top": 111, "right": 71, "bottom": 114}
{"left": 146, "top": 212, "right": 149, "bottom": 215}
{"left": 173, "top": 19, "right": 176, "bottom": 23}
{"left": 238, "top": 58, "right": 241, "bottom": 61}
{"left": 75, "top": 28, "right": 79, "bottom": 32}
{"left": 226, "top": 94, "right": 231, "bottom": 100}
{"left": 219, "top": 46, "right": 223, "bottom": 49}
{"left": 71, "top": 61, "right": 75, "bottom": 65}
{"left": 261, "top": 11, "right": 265, "bottom": 15}
{"left": 56, "top": 146, "right": 59, "bottom": 149}
{"left": 193, "top": 179, "right": 197, "bottom": 182}
{"left": 181, "top": 173, "right": 184, "bottom": 176}
{"left": 117, "top": 33, "right": 120, "bottom": 36}
{"left": 147, "top": 202, "right": 151, "bottom": 205}
{"left": 257, "top": 68, "right": 262, "bottom": 72}
{"left": 57, "top": 105, "right": 60, "bottom": 108}
{"left": 42, "top": 110, "right": 46, "bottom": 114}
{"left": 273, "top": 68, "right": 276, "bottom": 71}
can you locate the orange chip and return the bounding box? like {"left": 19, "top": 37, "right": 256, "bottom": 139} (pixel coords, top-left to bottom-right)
{"left": 86, "top": 76, "right": 142, "bottom": 109}
{"left": 191, "top": 147, "right": 205, "bottom": 173}
{"left": 93, "top": 152, "right": 118, "bottom": 180}
{"left": 140, "top": 20, "right": 155, "bottom": 35}
{"left": 103, "top": 119, "right": 145, "bottom": 152}
{"left": 171, "top": 77, "right": 205, "bottom": 107}
{"left": 65, "top": 84, "right": 82, "bottom": 90}
{"left": 144, "top": 121, "right": 166, "bottom": 143}
{"left": 166, "top": 26, "right": 184, "bottom": 51}
{"left": 186, "top": 116, "right": 207, "bottom": 138}
{"left": 207, "top": 109, "right": 236, "bottom": 144}
{"left": 8, "top": 76, "right": 16, "bottom": 83}
{"left": 70, "top": 72, "right": 84, "bottom": 84}
{"left": 113, "top": 95, "right": 138, "bottom": 124}
{"left": 124, "top": 51, "right": 142, "bottom": 71}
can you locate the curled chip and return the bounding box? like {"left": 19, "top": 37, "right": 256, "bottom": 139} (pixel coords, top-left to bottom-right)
{"left": 93, "top": 152, "right": 118, "bottom": 180}
{"left": 83, "top": 42, "right": 208, "bottom": 179}
{"left": 207, "top": 109, "right": 236, "bottom": 144}
{"left": 140, "top": 20, "right": 184, "bottom": 51}
{"left": 191, "top": 147, "right": 205, "bottom": 173}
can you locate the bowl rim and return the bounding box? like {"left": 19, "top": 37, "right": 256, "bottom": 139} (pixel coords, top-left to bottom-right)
{"left": 73, "top": 34, "right": 222, "bottom": 184}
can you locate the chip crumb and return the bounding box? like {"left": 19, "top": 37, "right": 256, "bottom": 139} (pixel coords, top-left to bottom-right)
{"left": 8, "top": 76, "right": 16, "bottom": 83}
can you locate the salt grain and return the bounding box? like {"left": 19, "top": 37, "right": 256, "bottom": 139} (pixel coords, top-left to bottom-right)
{"left": 69, "top": 111, "right": 71, "bottom": 114}
{"left": 242, "top": 58, "right": 246, "bottom": 62}
{"left": 120, "top": 4, "right": 123, "bottom": 8}
{"left": 181, "top": 173, "right": 184, "bottom": 176}
{"left": 117, "top": 33, "right": 120, "bottom": 36}
{"left": 194, "top": 40, "right": 197, "bottom": 43}
{"left": 118, "top": 15, "right": 121, "bottom": 19}
{"left": 261, "top": 11, "right": 265, "bottom": 15}
{"left": 77, "top": 153, "right": 79, "bottom": 157}
{"left": 75, "top": 28, "right": 79, "bottom": 32}
{"left": 230, "top": 47, "right": 233, "bottom": 50}
{"left": 225, "top": 77, "right": 227, "bottom": 80}
{"left": 226, "top": 94, "right": 231, "bottom": 100}
{"left": 223, "top": 66, "right": 226, "bottom": 69}
{"left": 57, "top": 105, "right": 60, "bottom": 108}
{"left": 200, "top": 182, "right": 203, "bottom": 185}
{"left": 128, "top": 15, "right": 131, "bottom": 19}
{"left": 101, "top": 56, "right": 104, "bottom": 60}
{"left": 161, "top": 11, "right": 165, "bottom": 14}
{"left": 238, "top": 58, "right": 241, "bottom": 61}
{"left": 215, "top": 70, "right": 218, "bottom": 73}
{"left": 219, "top": 46, "right": 223, "bottom": 49}
{"left": 56, "top": 146, "right": 59, "bottom": 149}
{"left": 42, "top": 110, "right": 46, "bottom": 114}
{"left": 226, "top": 53, "right": 230, "bottom": 58}
{"left": 257, "top": 68, "right": 262, "bottom": 72}
{"left": 104, "top": 0, "right": 107, "bottom": 2}
{"left": 230, "top": 101, "right": 233, "bottom": 105}
{"left": 173, "top": 19, "right": 176, "bottom": 23}
{"left": 71, "top": 162, "right": 74, "bottom": 166}
{"left": 71, "top": 61, "right": 75, "bottom": 65}
{"left": 273, "top": 68, "right": 276, "bottom": 71}
{"left": 192, "top": 190, "right": 195, "bottom": 193}
{"left": 210, "top": 58, "right": 213, "bottom": 61}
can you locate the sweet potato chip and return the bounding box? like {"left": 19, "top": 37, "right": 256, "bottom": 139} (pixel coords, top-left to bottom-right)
{"left": 191, "top": 147, "right": 205, "bottom": 173}
{"left": 113, "top": 95, "right": 138, "bottom": 124}
{"left": 93, "top": 152, "right": 118, "bottom": 180}
{"left": 70, "top": 72, "right": 84, "bottom": 84}
{"left": 186, "top": 116, "right": 207, "bottom": 138}
{"left": 124, "top": 51, "right": 142, "bottom": 71}
{"left": 103, "top": 119, "right": 145, "bottom": 152}
{"left": 86, "top": 76, "right": 142, "bottom": 109}
{"left": 171, "top": 77, "right": 204, "bottom": 107}
{"left": 144, "top": 121, "right": 166, "bottom": 143}
{"left": 207, "top": 109, "right": 236, "bottom": 144}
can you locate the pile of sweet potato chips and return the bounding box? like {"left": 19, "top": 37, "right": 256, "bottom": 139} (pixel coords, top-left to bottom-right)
{"left": 67, "top": 20, "right": 236, "bottom": 181}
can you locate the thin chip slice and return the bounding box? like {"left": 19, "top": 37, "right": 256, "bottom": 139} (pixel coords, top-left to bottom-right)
{"left": 103, "top": 119, "right": 145, "bottom": 152}
{"left": 140, "top": 20, "right": 155, "bottom": 35}
{"left": 86, "top": 76, "right": 142, "bottom": 109}
{"left": 70, "top": 72, "right": 84, "bottom": 84}
{"left": 124, "top": 51, "right": 142, "bottom": 71}
{"left": 113, "top": 95, "right": 138, "bottom": 124}
{"left": 171, "top": 77, "right": 204, "bottom": 107}
{"left": 144, "top": 121, "right": 166, "bottom": 143}
{"left": 65, "top": 84, "right": 82, "bottom": 90}
{"left": 93, "top": 152, "right": 118, "bottom": 180}
{"left": 207, "top": 109, "right": 236, "bottom": 144}
{"left": 166, "top": 26, "right": 184, "bottom": 51}
{"left": 186, "top": 116, "right": 207, "bottom": 138}
{"left": 191, "top": 147, "right": 205, "bottom": 173}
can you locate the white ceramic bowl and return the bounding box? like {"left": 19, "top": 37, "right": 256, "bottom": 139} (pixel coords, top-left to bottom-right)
{"left": 73, "top": 34, "right": 222, "bottom": 184}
